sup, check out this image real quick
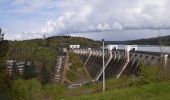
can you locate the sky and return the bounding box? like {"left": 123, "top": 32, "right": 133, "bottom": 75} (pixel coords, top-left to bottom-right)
{"left": 1, "top": 0, "right": 170, "bottom": 41}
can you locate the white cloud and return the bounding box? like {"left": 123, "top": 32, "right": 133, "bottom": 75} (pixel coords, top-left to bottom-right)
{"left": 41, "top": 21, "right": 55, "bottom": 33}
{"left": 96, "top": 22, "right": 123, "bottom": 30}
{"left": 112, "top": 22, "right": 124, "bottom": 30}
{"left": 2, "top": 0, "right": 170, "bottom": 40}
{"left": 96, "top": 23, "right": 111, "bottom": 30}
{"left": 38, "top": 0, "right": 170, "bottom": 35}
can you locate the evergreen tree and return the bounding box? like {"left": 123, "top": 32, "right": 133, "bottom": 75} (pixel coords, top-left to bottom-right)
{"left": 23, "top": 61, "right": 30, "bottom": 79}
{"left": 23, "top": 60, "right": 36, "bottom": 79}
{"left": 0, "top": 40, "right": 12, "bottom": 99}
{"left": 30, "top": 60, "right": 36, "bottom": 78}
{"left": 40, "top": 62, "right": 50, "bottom": 85}
{"left": 12, "top": 61, "right": 20, "bottom": 80}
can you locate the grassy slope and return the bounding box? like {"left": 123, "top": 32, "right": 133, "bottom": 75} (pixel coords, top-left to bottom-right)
{"left": 63, "top": 81, "right": 170, "bottom": 100}
{"left": 65, "top": 53, "right": 91, "bottom": 82}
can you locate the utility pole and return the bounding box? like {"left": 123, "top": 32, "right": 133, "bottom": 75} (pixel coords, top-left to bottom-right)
{"left": 102, "top": 39, "right": 105, "bottom": 92}
{"left": 43, "top": 34, "right": 46, "bottom": 40}
{"left": 0, "top": 28, "right": 4, "bottom": 41}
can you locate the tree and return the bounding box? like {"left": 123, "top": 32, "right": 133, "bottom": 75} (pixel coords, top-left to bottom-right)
{"left": 29, "top": 60, "right": 36, "bottom": 78}
{"left": 139, "top": 63, "right": 164, "bottom": 84}
{"left": 23, "top": 61, "right": 30, "bottom": 79}
{"left": 40, "top": 62, "right": 50, "bottom": 85}
{"left": 12, "top": 61, "right": 20, "bottom": 80}
{"left": 23, "top": 60, "right": 36, "bottom": 80}
{"left": 0, "top": 40, "right": 12, "bottom": 99}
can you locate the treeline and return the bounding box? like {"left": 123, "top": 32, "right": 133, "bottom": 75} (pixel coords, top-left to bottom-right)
{"left": 46, "top": 36, "right": 101, "bottom": 48}
{"left": 8, "top": 36, "right": 100, "bottom": 60}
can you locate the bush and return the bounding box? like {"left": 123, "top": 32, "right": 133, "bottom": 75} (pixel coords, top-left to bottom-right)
{"left": 12, "top": 79, "right": 41, "bottom": 100}
{"left": 139, "top": 63, "right": 167, "bottom": 84}
{"left": 42, "top": 84, "right": 65, "bottom": 100}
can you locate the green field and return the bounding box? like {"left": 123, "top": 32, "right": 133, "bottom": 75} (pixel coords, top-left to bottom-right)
{"left": 63, "top": 81, "right": 170, "bottom": 100}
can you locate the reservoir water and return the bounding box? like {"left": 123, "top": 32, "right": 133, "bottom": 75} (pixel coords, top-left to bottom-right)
{"left": 118, "top": 45, "right": 170, "bottom": 54}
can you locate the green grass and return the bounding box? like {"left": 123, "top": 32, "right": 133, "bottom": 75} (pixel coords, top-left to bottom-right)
{"left": 65, "top": 53, "right": 91, "bottom": 82}
{"left": 66, "top": 70, "right": 78, "bottom": 81}
{"left": 69, "top": 53, "right": 84, "bottom": 72}
{"left": 62, "top": 81, "right": 170, "bottom": 100}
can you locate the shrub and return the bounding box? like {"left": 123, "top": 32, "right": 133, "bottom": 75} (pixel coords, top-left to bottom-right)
{"left": 42, "top": 84, "right": 65, "bottom": 100}
{"left": 12, "top": 79, "right": 41, "bottom": 100}
{"left": 139, "top": 63, "right": 166, "bottom": 84}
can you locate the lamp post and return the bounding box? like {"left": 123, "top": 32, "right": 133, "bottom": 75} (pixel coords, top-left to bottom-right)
{"left": 102, "top": 39, "right": 105, "bottom": 92}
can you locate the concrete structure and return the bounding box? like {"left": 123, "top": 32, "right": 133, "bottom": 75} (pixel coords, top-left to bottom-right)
{"left": 51, "top": 48, "right": 67, "bottom": 83}
{"left": 71, "top": 45, "right": 169, "bottom": 81}
{"left": 116, "top": 45, "right": 138, "bottom": 78}
{"left": 69, "top": 45, "right": 80, "bottom": 49}
{"left": 126, "top": 45, "right": 137, "bottom": 52}
{"left": 51, "top": 56, "right": 66, "bottom": 83}
{"left": 107, "top": 45, "right": 118, "bottom": 50}
{"left": 7, "top": 60, "right": 30, "bottom": 76}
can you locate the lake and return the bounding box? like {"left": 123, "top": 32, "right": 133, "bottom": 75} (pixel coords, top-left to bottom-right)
{"left": 117, "top": 45, "right": 170, "bottom": 53}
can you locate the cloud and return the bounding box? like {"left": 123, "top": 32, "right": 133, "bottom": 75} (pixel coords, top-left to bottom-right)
{"left": 96, "top": 23, "right": 111, "bottom": 30}
{"left": 96, "top": 22, "right": 123, "bottom": 31}
{"left": 1, "top": 0, "right": 170, "bottom": 40}
{"left": 38, "top": 0, "right": 170, "bottom": 35}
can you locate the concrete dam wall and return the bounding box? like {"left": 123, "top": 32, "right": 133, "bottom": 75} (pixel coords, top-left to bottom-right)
{"left": 70, "top": 47, "right": 169, "bottom": 81}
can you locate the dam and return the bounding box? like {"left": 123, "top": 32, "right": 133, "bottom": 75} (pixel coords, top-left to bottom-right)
{"left": 70, "top": 45, "right": 170, "bottom": 81}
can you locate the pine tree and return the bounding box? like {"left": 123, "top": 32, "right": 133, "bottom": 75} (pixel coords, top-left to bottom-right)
{"left": 23, "top": 61, "right": 30, "bottom": 79}
{"left": 0, "top": 40, "right": 12, "bottom": 98}
{"left": 12, "top": 61, "right": 20, "bottom": 80}
{"left": 40, "top": 62, "right": 50, "bottom": 85}
{"left": 23, "top": 60, "right": 36, "bottom": 80}
{"left": 30, "top": 60, "right": 36, "bottom": 78}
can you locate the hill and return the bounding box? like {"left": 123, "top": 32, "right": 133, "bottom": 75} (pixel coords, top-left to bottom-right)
{"left": 8, "top": 36, "right": 101, "bottom": 61}
{"left": 106, "top": 35, "right": 170, "bottom": 45}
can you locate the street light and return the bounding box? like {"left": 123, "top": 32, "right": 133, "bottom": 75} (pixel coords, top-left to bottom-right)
{"left": 102, "top": 39, "right": 105, "bottom": 92}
